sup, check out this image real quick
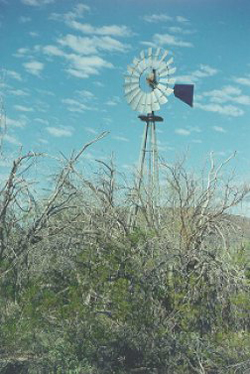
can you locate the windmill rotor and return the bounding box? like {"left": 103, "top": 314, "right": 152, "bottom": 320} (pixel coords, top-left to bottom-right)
{"left": 125, "top": 47, "right": 178, "bottom": 114}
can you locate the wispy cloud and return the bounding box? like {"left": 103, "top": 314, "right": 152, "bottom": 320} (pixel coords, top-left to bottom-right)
{"left": 213, "top": 126, "right": 226, "bottom": 133}
{"left": 21, "top": 0, "right": 54, "bottom": 6}
{"left": 8, "top": 88, "right": 29, "bottom": 97}
{"left": 29, "top": 31, "right": 39, "bottom": 37}
{"left": 67, "top": 21, "right": 133, "bottom": 37}
{"left": 195, "top": 102, "right": 244, "bottom": 117}
{"left": 6, "top": 70, "right": 22, "bottom": 81}
{"left": 175, "top": 128, "right": 190, "bottom": 136}
{"left": 176, "top": 16, "right": 189, "bottom": 23}
{"left": 175, "top": 64, "right": 218, "bottom": 84}
{"left": 19, "top": 16, "right": 31, "bottom": 23}
{"left": 233, "top": 75, "right": 250, "bottom": 87}
{"left": 112, "top": 135, "right": 129, "bottom": 142}
{"left": 62, "top": 98, "right": 93, "bottom": 112}
{"left": 23, "top": 60, "right": 44, "bottom": 76}
{"left": 14, "top": 105, "right": 33, "bottom": 112}
{"left": 58, "top": 34, "right": 130, "bottom": 54}
{"left": 142, "top": 14, "right": 172, "bottom": 23}
{"left": 3, "top": 134, "right": 22, "bottom": 146}
{"left": 43, "top": 37, "right": 116, "bottom": 79}
{"left": 6, "top": 116, "right": 27, "bottom": 128}
{"left": 168, "top": 26, "right": 195, "bottom": 35}
{"left": 202, "top": 85, "right": 250, "bottom": 106}
{"left": 34, "top": 118, "right": 49, "bottom": 125}
{"left": 50, "top": 3, "right": 90, "bottom": 22}
{"left": 105, "top": 96, "right": 121, "bottom": 106}
{"left": 65, "top": 54, "right": 113, "bottom": 79}
{"left": 85, "top": 127, "right": 98, "bottom": 135}
{"left": 46, "top": 126, "right": 73, "bottom": 137}
{"left": 152, "top": 33, "right": 193, "bottom": 48}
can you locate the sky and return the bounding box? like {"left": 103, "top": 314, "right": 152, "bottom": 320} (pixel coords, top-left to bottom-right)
{"left": 1, "top": 0, "right": 250, "bottom": 195}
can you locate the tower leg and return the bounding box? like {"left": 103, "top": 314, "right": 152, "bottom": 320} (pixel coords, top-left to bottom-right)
{"left": 128, "top": 114, "right": 161, "bottom": 230}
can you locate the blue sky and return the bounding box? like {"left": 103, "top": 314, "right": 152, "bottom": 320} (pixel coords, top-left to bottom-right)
{"left": 1, "top": 0, "right": 250, "bottom": 186}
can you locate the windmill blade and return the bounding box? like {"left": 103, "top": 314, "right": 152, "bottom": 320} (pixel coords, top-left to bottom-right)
{"left": 151, "top": 91, "right": 161, "bottom": 111}
{"left": 124, "top": 82, "right": 139, "bottom": 94}
{"left": 133, "top": 57, "right": 140, "bottom": 67}
{"left": 154, "top": 47, "right": 161, "bottom": 58}
{"left": 140, "top": 50, "right": 145, "bottom": 59}
{"left": 166, "top": 57, "right": 174, "bottom": 66}
{"left": 159, "top": 77, "right": 171, "bottom": 84}
{"left": 144, "top": 93, "right": 153, "bottom": 114}
{"left": 168, "top": 67, "right": 177, "bottom": 75}
{"left": 160, "top": 86, "right": 174, "bottom": 96}
{"left": 127, "top": 65, "right": 140, "bottom": 77}
{"left": 154, "top": 88, "right": 168, "bottom": 105}
{"left": 140, "top": 50, "right": 147, "bottom": 70}
{"left": 124, "top": 76, "right": 139, "bottom": 84}
{"left": 169, "top": 77, "right": 176, "bottom": 85}
{"left": 159, "top": 68, "right": 173, "bottom": 78}
{"left": 137, "top": 92, "right": 147, "bottom": 113}
{"left": 159, "top": 49, "right": 169, "bottom": 64}
{"left": 130, "top": 91, "right": 144, "bottom": 111}
{"left": 125, "top": 87, "right": 141, "bottom": 104}
{"left": 174, "top": 84, "right": 194, "bottom": 107}
{"left": 157, "top": 62, "right": 167, "bottom": 75}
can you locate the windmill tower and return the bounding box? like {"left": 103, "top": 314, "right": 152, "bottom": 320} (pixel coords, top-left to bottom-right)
{"left": 124, "top": 47, "right": 194, "bottom": 227}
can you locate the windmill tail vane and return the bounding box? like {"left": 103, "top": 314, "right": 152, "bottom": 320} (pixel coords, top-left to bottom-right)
{"left": 124, "top": 47, "right": 194, "bottom": 228}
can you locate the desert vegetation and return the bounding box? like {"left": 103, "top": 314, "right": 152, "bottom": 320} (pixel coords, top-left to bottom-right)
{"left": 1, "top": 132, "right": 250, "bottom": 373}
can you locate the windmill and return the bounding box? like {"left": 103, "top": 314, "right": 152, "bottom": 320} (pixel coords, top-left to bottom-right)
{"left": 124, "top": 47, "right": 194, "bottom": 227}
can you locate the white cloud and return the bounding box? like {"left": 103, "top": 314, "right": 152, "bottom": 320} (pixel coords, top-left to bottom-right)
{"left": 65, "top": 54, "right": 113, "bottom": 79}
{"left": 168, "top": 26, "right": 194, "bottom": 35}
{"left": 192, "top": 64, "right": 218, "bottom": 78}
{"left": 15, "top": 47, "right": 30, "bottom": 57}
{"left": 3, "top": 134, "right": 22, "bottom": 145}
{"left": 6, "top": 116, "right": 27, "bottom": 128}
{"left": 175, "top": 128, "right": 190, "bottom": 136}
{"left": 14, "top": 105, "right": 33, "bottom": 112}
{"left": 62, "top": 98, "right": 92, "bottom": 112}
{"left": 233, "top": 75, "right": 250, "bottom": 87}
{"left": 6, "top": 70, "right": 22, "bottom": 81}
{"left": 175, "top": 64, "right": 218, "bottom": 84}
{"left": 50, "top": 4, "right": 90, "bottom": 21}
{"left": 8, "top": 88, "right": 29, "bottom": 97}
{"left": 195, "top": 102, "right": 244, "bottom": 117}
{"left": 213, "top": 126, "right": 226, "bottom": 133}
{"left": 85, "top": 127, "right": 98, "bottom": 135}
{"left": 58, "top": 34, "right": 129, "bottom": 55}
{"left": 43, "top": 45, "right": 65, "bottom": 57}
{"left": 46, "top": 126, "right": 73, "bottom": 137}
{"left": 19, "top": 16, "right": 31, "bottom": 23}
{"left": 112, "top": 135, "right": 129, "bottom": 142}
{"left": 66, "top": 21, "right": 133, "bottom": 37}
{"left": 202, "top": 85, "right": 250, "bottom": 106}
{"left": 188, "top": 126, "right": 201, "bottom": 133}
{"left": 76, "top": 90, "right": 95, "bottom": 101}
{"left": 176, "top": 16, "right": 189, "bottom": 23}
{"left": 21, "top": 0, "right": 54, "bottom": 6}
{"left": 29, "top": 31, "right": 39, "bottom": 37}
{"left": 152, "top": 33, "right": 193, "bottom": 48}
{"left": 105, "top": 96, "right": 121, "bottom": 106}
{"left": 23, "top": 60, "right": 44, "bottom": 76}
{"left": 143, "top": 14, "right": 172, "bottom": 23}
{"left": 34, "top": 118, "right": 49, "bottom": 125}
